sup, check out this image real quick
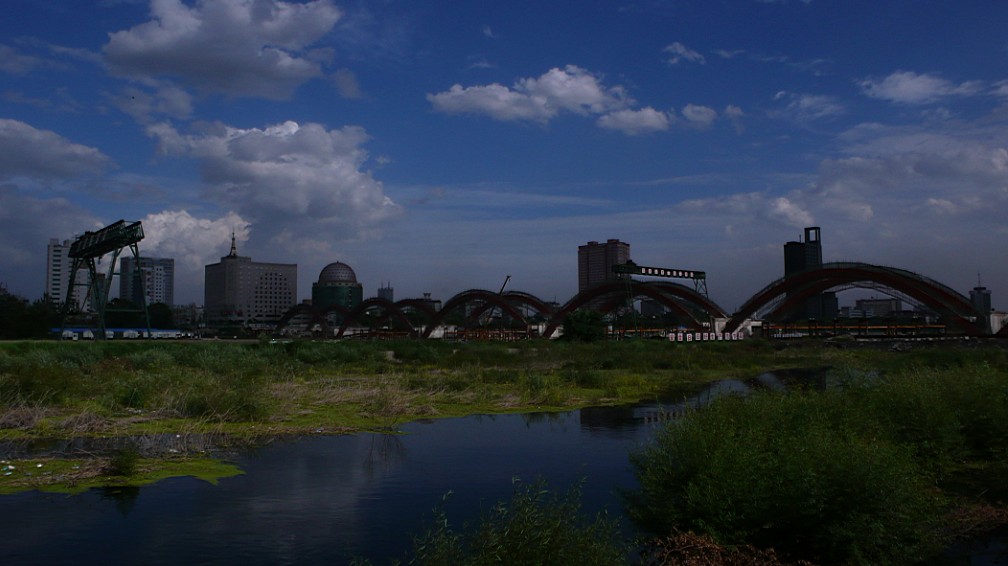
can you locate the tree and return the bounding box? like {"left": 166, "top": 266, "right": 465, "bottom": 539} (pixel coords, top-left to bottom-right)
{"left": 148, "top": 302, "right": 174, "bottom": 329}
{"left": 561, "top": 309, "right": 607, "bottom": 342}
{"left": 0, "top": 288, "right": 59, "bottom": 339}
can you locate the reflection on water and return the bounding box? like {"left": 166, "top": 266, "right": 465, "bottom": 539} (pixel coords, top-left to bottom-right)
{"left": 1, "top": 410, "right": 654, "bottom": 564}
{"left": 5, "top": 368, "right": 1000, "bottom": 565}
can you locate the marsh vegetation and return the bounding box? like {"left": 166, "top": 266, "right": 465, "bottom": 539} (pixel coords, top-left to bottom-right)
{"left": 2, "top": 338, "right": 1007, "bottom": 563}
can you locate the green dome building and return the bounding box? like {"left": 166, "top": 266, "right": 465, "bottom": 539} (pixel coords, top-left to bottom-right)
{"left": 312, "top": 261, "right": 363, "bottom": 312}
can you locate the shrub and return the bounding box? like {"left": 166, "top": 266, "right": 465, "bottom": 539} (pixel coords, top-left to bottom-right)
{"left": 561, "top": 310, "right": 607, "bottom": 343}
{"left": 104, "top": 445, "right": 140, "bottom": 477}
{"left": 409, "top": 479, "right": 628, "bottom": 566}
{"left": 626, "top": 391, "right": 945, "bottom": 565}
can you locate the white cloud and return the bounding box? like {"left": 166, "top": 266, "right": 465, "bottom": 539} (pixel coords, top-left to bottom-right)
{"left": 331, "top": 68, "right": 363, "bottom": 99}
{"left": 768, "top": 196, "right": 813, "bottom": 226}
{"left": 859, "top": 71, "right": 983, "bottom": 104}
{"left": 772, "top": 91, "right": 844, "bottom": 122}
{"left": 428, "top": 83, "right": 554, "bottom": 122}
{"left": 724, "top": 104, "right": 745, "bottom": 132}
{"left": 0, "top": 119, "right": 112, "bottom": 180}
{"left": 664, "top": 42, "right": 705, "bottom": 65}
{"left": 597, "top": 107, "right": 671, "bottom": 135}
{"left": 428, "top": 65, "right": 629, "bottom": 124}
{"left": 0, "top": 44, "right": 44, "bottom": 74}
{"left": 141, "top": 209, "right": 249, "bottom": 270}
{"left": 103, "top": 0, "right": 342, "bottom": 99}
{"left": 111, "top": 80, "right": 194, "bottom": 123}
{"left": 146, "top": 119, "right": 399, "bottom": 244}
{"left": 681, "top": 104, "right": 718, "bottom": 128}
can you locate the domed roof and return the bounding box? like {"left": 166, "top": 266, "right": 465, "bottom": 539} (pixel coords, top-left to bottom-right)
{"left": 318, "top": 261, "right": 357, "bottom": 284}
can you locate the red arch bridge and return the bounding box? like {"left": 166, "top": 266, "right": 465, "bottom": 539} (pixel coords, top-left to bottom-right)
{"left": 276, "top": 262, "right": 999, "bottom": 339}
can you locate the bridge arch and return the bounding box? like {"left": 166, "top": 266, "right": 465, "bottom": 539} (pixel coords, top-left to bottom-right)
{"left": 275, "top": 303, "right": 329, "bottom": 335}
{"left": 725, "top": 263, "right": 984, "bottom": 335}
{"left": 541, "top": 280, "right": 728, "bottom": 339}
{"left": 335, "top": 298, "right": 419, "bottom": 338}
{"left": 422, "top": 289, "right": 535, "bottom": 338}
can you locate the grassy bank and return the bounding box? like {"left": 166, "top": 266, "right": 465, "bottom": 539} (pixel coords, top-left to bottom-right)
{"left": 1, "top": 338, "right": 1006, "bottom": 497}
{"left": 0, "top": 337, "right": 858, "bottom": 439}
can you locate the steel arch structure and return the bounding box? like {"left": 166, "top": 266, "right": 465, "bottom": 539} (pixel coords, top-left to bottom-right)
{"left": 332, "top": 298, "right": 420, "bottom": 338}
{"left": 420, "top": 289, "right": 545, "bottom": 338}
{"left": 541, "top": 280, "right": 729, "bottom": 339}
{"left": 275, "top": 303, "right": 328, "bottom": 334}
{"left": 724, "top": 262, "right": 985, "bottom": 335}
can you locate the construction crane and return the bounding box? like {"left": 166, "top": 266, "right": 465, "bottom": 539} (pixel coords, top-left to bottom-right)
{"left": 478, "top": 275, "right": 512, "bottom": 328}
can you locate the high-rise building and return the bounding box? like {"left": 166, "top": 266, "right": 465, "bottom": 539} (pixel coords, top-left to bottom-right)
{"left": 377, "top": 281, "right": 394, "bottom": 302}
{"left": 46, "top": 238, "right": 91, "bottom": 310}
{"left": 578, "top": 239, "right": 630, "bottom": 292}
{"left": 784, "top": 227, "right": 822, "bottom": 275}
{"left": 970, "top": 280, "right": 992, "bottom": 314}
{"left": 120, "top": 256, "right": 175, "bottom": 307}
{"left": 783, "top": 227, "right": 835, "bottom": 321}
{"left": 204, "top": 235, "right": 297, "bottom": 328}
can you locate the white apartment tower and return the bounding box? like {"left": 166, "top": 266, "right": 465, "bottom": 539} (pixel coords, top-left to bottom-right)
{"left": 120, "top": 256, "right": 175, "bottom": 307}
{"left": 46, "top": 238, "right": 91, "bottom": 310}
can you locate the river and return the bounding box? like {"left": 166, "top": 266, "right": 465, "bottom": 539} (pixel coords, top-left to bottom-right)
{"left": 1, "top": 372, "right": 1005, "bottom": 565}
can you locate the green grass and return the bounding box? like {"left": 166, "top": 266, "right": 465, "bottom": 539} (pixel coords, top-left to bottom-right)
{"left": 0, "top": 455, "right": 243, "bottom": 495}
{"left": 2, "top": 338, "right": 1006, "bottom": 500}
{"left": 625, "top": 360, "right": 1008, "bottom": 565}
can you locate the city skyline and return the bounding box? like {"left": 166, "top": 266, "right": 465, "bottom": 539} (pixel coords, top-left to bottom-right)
{"left": 2, "top": 0, "right": 1006, "bottom": 311}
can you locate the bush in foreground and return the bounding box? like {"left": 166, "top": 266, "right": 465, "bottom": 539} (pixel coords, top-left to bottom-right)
{"left": 626, "top": 389, "right": 946, "bottom": 565}
{"left": 407, "top": 479, "right": 628, "bottom": 566}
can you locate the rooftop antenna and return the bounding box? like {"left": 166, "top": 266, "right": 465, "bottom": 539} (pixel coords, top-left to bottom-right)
{"left": 229, "top": 231, "right": 237, "bottom": 257}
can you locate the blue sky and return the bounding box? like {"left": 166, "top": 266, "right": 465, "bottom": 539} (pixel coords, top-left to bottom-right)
{"left": 1, "top": 0, "right": 1006, "bottom": 311}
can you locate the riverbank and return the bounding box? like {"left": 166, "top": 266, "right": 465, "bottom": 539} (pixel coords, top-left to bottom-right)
{"left": 1, "top": 338, "right": 1006, "bottom": 494}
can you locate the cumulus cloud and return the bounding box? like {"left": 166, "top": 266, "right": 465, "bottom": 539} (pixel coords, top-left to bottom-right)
{"left": 427, "top": 65, "right": 630, "bottom": 124}
{"left": 597, "top": 107, "right": 671, "bottom": 135}
{"left": 859, "top": 71, "right": 983, "bottom": 104}
{"left": 0, "top": 119, "right": 112, "bottom": 180}
{"left": 103, "top": 0, "right": 342, "bottom": 99}
{"left": 767, "top": 196, "right": 813, "bottom": 226}
{"left": 141, "top": 209, "right": 249, "bottom": 270}
{"left": 681, "top": 104, "right": 718, "bottom": 128}
{"left": 146, "top": 119, "right": 399, "bottom": 242}
{"left": 664, "top": 42, "right": 705, "bottom": 65}
{"left": 111, "top": 80, "right": 194, "bottom": 123}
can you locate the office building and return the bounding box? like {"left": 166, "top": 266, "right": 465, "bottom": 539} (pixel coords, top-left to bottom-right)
{"left": 784, "top": 226, "right": 822, "bottom": 275}
{"left": 204, "top": 235, "right": 297, "bottom": 328}
{"left": 578, "top": 239, "right": 630, "bottom": 292}
{"left": 971, "top": 283, "right": 992, "bottom": 314}
{"left": 377, "top": 282, "right": 394, "bottom": 302}
{"left": 120, "top": 256, "right": 175, "bottom": 307}
{"left": 783, "top": 227, "right": 835, "bottom": 321}
{"left": 855, "top": 298, "right": 902, "bottom": 318}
